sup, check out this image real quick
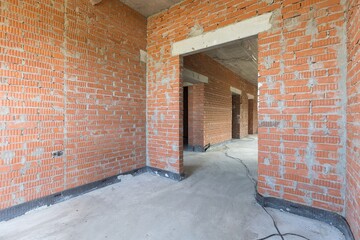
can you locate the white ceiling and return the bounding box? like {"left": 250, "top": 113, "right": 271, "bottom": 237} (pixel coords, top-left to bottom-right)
{"left": 204, "top": 36, "right": 259, "bottom": 86}
{"left": 119, "top": 0, "right": 183, "bottom": 17}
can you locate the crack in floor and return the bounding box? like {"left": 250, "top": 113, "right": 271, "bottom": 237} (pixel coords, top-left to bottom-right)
{"left": 223, "top": 143, "right": 311, "bottom": 240}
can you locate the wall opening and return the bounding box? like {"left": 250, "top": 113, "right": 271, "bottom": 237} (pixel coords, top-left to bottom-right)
{"left": 181, "top": 35, "right": 259, "bottom": 158}
{"left": 148, "top": 14, "right": 270, "bottom": 176}
{"left": 248, "top": 99, "right": 254, "bottom": 134}
{"left": 183, "top": 86, "right": 189, "bottom": 147}
{"left": 232, "top": 93, "right": 241, "bottom": 139}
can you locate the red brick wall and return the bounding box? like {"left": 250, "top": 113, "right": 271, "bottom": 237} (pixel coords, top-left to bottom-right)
{"left": 0, "top": 0, "right": 146, "bottom": 209}
{"left": 346, "top": 0, "right": 360, "bottom": 238}
{"left": 184, "top": 53, "right": 258, "bottom": 146}
{"left": 147, "top": 0, "right": 348, "bottom": 214}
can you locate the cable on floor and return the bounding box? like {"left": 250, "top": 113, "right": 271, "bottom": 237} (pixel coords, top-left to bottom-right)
{"left": 223, "top": 146, "right": 312, "bottom": 240}
{"left": 261, "top": 206, "right": 284, "bottom": 240}
{"left": 224, "top": 146, "right": 257, "bottom": 185}
{"left": 257, "top": 233, "right": 311, "bottom": 240}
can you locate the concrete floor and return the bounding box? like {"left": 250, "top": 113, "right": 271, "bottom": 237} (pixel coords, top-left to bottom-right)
{"left": 0, "top": 135, "right": 345, "bottom": 240}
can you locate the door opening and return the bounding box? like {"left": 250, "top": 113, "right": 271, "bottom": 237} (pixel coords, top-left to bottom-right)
{"left": 183, "top": 87, "right": 189, "bottom": 146}
{"left": 248, "top": 99, "right": 254, "bottom": 134}
{"left": 232, "top": 94, "right": 241, "bottom": 139}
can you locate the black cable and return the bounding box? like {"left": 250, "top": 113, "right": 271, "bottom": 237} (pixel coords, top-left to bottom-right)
{"left": 223, "top": 145, "right": 312, "bottom": 240}
{"left": 283, "top": 233, "right": 311, "bottom": 240}
{"left": 256, "top": 233, "right": 279, "bottom": 240}
{"left": 224, "top": 146, "right": 257, "bottom": 185}
{"left": 261, "top": 206, "right": 284, "bottom": 240}
{"left": 257, "top": 233, "right": 311, "bottom": 240}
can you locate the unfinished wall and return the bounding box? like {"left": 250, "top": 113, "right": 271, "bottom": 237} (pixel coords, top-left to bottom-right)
{"left": 346, "top": 0, "right": 360, "bottom": 238}
{"left": 184, "top": 53, "right": 258, "bottom": 147}
{"left": 147, "top": 0, "right": 348, "bottom": 214}
{"left": 0, "top": 0, "right": 146, "bottom": 210}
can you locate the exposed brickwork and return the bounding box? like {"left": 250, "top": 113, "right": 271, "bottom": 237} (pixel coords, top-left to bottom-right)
{"left": 0, "top": 0, "right": 146, "bottom": 209}
{"left": 346, "top": 0, "right": 360, "bottom": 238}
{"left": 0, "top": 0, "right": 358, "bottom": 233}
{"left": 184, "top": 53, "right": 258, "bottom": 146}
{"left": 147, "top": 0, "right": 348, "bottom": 214}
{"left": 257, "top": 0, "right": 348, "bottom": 214}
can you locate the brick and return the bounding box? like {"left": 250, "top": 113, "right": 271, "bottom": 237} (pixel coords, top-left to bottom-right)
{"left": 0, "top": 0, "right": 146, "bottom": 209}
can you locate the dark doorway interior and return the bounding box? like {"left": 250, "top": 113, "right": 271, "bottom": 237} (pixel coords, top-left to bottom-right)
{"left": 232, "top": 94, "right": 241, "bottom": 139}
{"left": 183, "top": 87, "right": 189, "bottom": 145}
{"left": 248, "top": 99, "right": 254, "bottom": 134}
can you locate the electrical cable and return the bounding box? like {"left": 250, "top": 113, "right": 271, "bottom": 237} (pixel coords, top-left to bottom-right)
{"left": 261, "top": 206, "right": 284, "bottom": 240}
{"left": 257, "top": 233, "right": 311, "bottom": 240}
{"left": 223, "top": 143, "right": 312, "bottom": 240}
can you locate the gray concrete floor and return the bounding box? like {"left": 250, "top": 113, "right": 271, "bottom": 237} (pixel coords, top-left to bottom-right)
{"left": 0, "top": 135, "right": 345, "bottom": 240}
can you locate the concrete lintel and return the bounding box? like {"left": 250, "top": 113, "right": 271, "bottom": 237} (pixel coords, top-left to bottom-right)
{"left": 247, "top": 93, "right": 255, "bottom": 99}
{"left": 230, "top": 87, "right": 242, "bottom": 95}
{"left": 182, "top": 68, "right": 208, "bottom": 85}
{"left": 90, "top": 0, "right": 102, "bottom": 5}
{"left": 172, "top": 13, "right": 272, "bottom": 56}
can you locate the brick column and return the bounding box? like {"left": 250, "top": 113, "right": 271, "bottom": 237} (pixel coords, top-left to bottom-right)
{"left": 188, "top": 84, "right": 205, "bottom": 151}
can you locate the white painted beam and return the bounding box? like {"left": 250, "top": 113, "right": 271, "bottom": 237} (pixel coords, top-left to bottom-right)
{"left": 182, "top": 68, "right": 208, "bottom": 85}
{"left": 172, "top": 13, "right": 272, "bottom": 56}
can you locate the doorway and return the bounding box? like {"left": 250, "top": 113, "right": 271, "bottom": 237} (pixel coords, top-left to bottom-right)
{"left": 232, "top": 94, "right": 241, "bottom": 139}
{"left": 248, "top": 99, "right": 254, "bottom": 134}
{"left": 183, "top": 87, "right": 189, "bottom": 146}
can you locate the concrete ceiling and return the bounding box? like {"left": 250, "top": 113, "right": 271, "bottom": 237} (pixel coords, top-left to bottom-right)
{"left": 119, "top": 0, "right": 183, "bottom": 17}
{"left": 204, "top": 36, "right": 258, "bottom": 86}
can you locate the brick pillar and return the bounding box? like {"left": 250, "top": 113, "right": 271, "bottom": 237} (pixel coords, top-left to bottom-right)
{"left": 188, "top": 84, "right": 205, "bottom": 151}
